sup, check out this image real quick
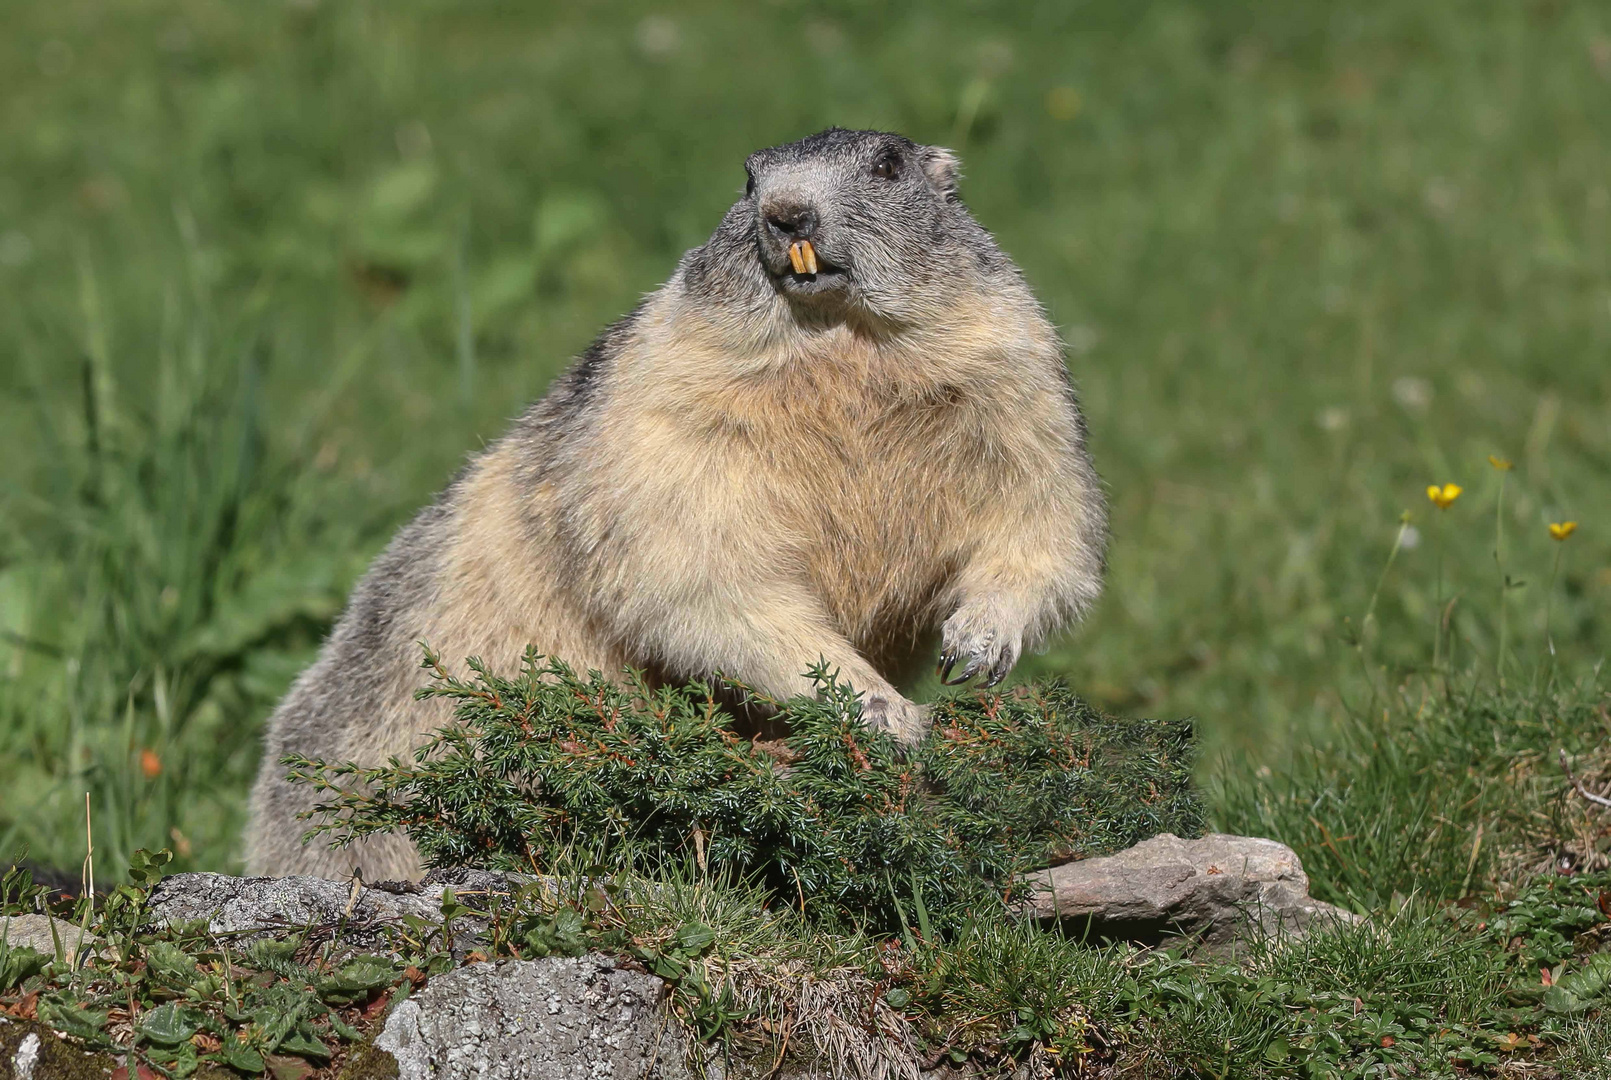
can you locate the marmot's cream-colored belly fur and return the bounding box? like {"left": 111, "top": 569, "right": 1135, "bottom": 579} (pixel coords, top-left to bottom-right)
{"left": 245, "top": 129, "right": 1107, "bottom": 880}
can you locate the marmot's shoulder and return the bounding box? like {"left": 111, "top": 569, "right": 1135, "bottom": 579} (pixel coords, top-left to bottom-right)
{"left": 547, "top": 301, "right": 647, "bottom": 413}
{"left": 501, "top": 301, "right": 651, "bottom": 458}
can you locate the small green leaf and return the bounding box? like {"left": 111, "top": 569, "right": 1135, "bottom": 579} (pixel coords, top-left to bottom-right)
{"left": 139, "top": 1001, "right": 205, "bottom": 1045}
{"left": 223, "top": 1036, "right": 266, "bottom": 1074}
{"left": 1263, "top": 1037, "right": 1291, "bottom": 1062}
{"left": 252, "top": 983, "right": 317, "bottom": 1049}
{"left": 651, "top": 952, "right": 687, "bottom": 980}
{"left": 0, "top": 943, "right": 50, "bottom": 991}
{"left": 37, "top": 996, "right": 110, "bottom": 1043}
{"left": 277, "top": 1028, "right": 332, "bottom": 1060}
{"left": 673, "top": 921, "right": 715, "bottom": 956}
{"left": 366, "top": 161, "right": 438, "bottom": 220}
{"left": 884, "top": 987, "right": 911, "bottom": 1009}
{"left": 326, "top": 1011, "right": 363, "bottom": 1042}
{"left": 439, "top": 888, "right": 471, "bottom": 921}
{"left": 128, "top": 847, "right": 174, "bottom": 887}
{"left": 145, "top": 1039, "right": 200, "bottom": 1074}
{"left": 1544, "top": 953, "right": 1611, "bottom": 1015}
{"left": 553, "top": 908, "right": 586, "bottom": 940}
{"left": 245, "top": 936, "right": 301, "bottom": 971}
{"left": 316, "top": 954, "right": 398, "bottom": 1004}
{"left": 146, "top": 940, "right": 200, "bottom": 982}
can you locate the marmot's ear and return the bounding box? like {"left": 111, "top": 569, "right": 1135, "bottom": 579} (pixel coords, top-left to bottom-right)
{"left": 923, "top": 147, "right": 961, "bottom": 199}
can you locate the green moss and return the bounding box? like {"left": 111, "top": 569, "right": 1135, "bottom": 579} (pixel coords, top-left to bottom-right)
{"left": 336, "top": 1040, "right": 401, "bottom": 1080}
{"left": 0, "top": 1018, "right": 117, "bottom": 1080}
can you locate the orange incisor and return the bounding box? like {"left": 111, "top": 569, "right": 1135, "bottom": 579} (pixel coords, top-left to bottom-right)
{"left": 788, "top": 239, "right": 818, "bottom": 275}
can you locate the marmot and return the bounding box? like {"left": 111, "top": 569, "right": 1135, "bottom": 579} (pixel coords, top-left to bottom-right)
{"left": 245, "top": 129, "right": 1107, "bottom": 881}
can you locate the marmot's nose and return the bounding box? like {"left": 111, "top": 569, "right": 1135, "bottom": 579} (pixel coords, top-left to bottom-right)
{"left": 764, "top": 204, "right": 818, "bottom": 242}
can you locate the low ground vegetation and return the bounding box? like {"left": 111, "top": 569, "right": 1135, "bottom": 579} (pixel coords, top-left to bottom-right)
{"left": 5, "top": 672, "right": 1610, "bottom": 1078}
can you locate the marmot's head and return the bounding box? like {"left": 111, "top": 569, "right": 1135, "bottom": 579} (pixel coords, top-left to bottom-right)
{"left": 691, "top": 129, "right": 1009, "bottom": 329}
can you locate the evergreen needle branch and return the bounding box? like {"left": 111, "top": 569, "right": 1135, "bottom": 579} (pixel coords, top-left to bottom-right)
{"left": 286, "top": 648, "right": 1204, "bottom": 932}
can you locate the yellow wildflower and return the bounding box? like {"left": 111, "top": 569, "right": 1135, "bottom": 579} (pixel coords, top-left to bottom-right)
{"left": 1488, "top": 455, "right": 1512, "bottom": 471}
{"left": 1426, "top": 483, "right": 1462, "bottom": 509}
{"left": 1548, "top": 521, "right": 1577, "bottom": 541}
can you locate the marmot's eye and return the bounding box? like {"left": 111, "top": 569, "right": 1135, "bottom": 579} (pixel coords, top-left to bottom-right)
{"left": 871, "top": 153, "right": 900, "bottom": 180}
{"left": 745, "top": 171, "right": 755, "bottom": 197}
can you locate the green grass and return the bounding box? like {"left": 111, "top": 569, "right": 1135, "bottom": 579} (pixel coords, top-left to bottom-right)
{"left": 1218, "top": 681, "right": 1611, "bottom": 909}
{"left": 1, "top": 0, "right": 1608, "bottom": 889}
{"left": 5, "top": 8, "right": 1610, "bottom": 1074}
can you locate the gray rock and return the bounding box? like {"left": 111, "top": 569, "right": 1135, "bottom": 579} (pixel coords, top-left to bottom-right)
{"left": 130, "top": 834, "right": 1351, "bottom": 1078}
{"left": 1018, "top": 832, "right": 1358, "bottom": 948}
{"left": 146, "top": 869, "right": 523, "bottom": 958}
{"left": 374, "top": 954, "right": 702, "bottom": 1080}
{"left": 0, "top": 916, "right": 96, "bottom": 965}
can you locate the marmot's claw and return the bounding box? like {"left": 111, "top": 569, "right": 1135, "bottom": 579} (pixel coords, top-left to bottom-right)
{"left": 981, "top": 650, "right": 1014, "bottom": 688}
{"left": 941, "top": 655, "right": 984, "bottom": 686}
{"left": 939, "top": 601, "right": 1024, "bottom": 689}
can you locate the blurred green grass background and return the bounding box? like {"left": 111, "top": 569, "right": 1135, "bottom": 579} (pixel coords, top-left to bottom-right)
{"left": 1, "top": 0, "right": 1607, "bottom": 876}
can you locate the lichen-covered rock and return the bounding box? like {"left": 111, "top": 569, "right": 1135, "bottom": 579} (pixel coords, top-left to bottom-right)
{"left": 123, "top": 834, "right": 1352, "bottom": 1079}
{"left": 1018, "top": 832, "right": 1358, "bottom": 947}
{"left": 372, "top": 955, "right": 701, "bottom": 1080}
{"left": 146, "top": 869, "right": 520, "bottom": 958}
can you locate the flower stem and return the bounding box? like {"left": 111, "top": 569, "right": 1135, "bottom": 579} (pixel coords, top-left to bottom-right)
{"left": 1494, "top": 471, "right": 1508, "bottom": 687}
{"left": 1433, "top": 511, "right": 1444, "bottom": 672}
{"left": 1364, "top": 519, "right": 1409, "bottom": 637}
{"left": 1540, "top": 544, "right": 1563, "bottom": 691}
{"left": 1354, "top": 518, "right": 1410, "bottom": 702}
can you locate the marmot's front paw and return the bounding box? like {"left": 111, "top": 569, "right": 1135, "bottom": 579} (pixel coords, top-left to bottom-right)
{"left": 860, "top": 693, "right": 930, "bottom": 747}
{"left": 938, "top": 602, "right": 1023, "bottom": 688}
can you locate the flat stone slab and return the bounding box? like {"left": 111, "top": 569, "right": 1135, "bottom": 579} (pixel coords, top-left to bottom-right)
{"left": 1019, "top": 832, "right": 1358, "bottom": 947}
{"left": 375, "top": 954, "right": 701, "bottom": 1080}
{"left": 0, "top": 916, "right": 97, "bottom": 966}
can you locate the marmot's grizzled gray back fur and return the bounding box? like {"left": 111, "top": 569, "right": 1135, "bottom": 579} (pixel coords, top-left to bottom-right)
{"left": 245, "top": 129, "right": 1108, "bottom": 880}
